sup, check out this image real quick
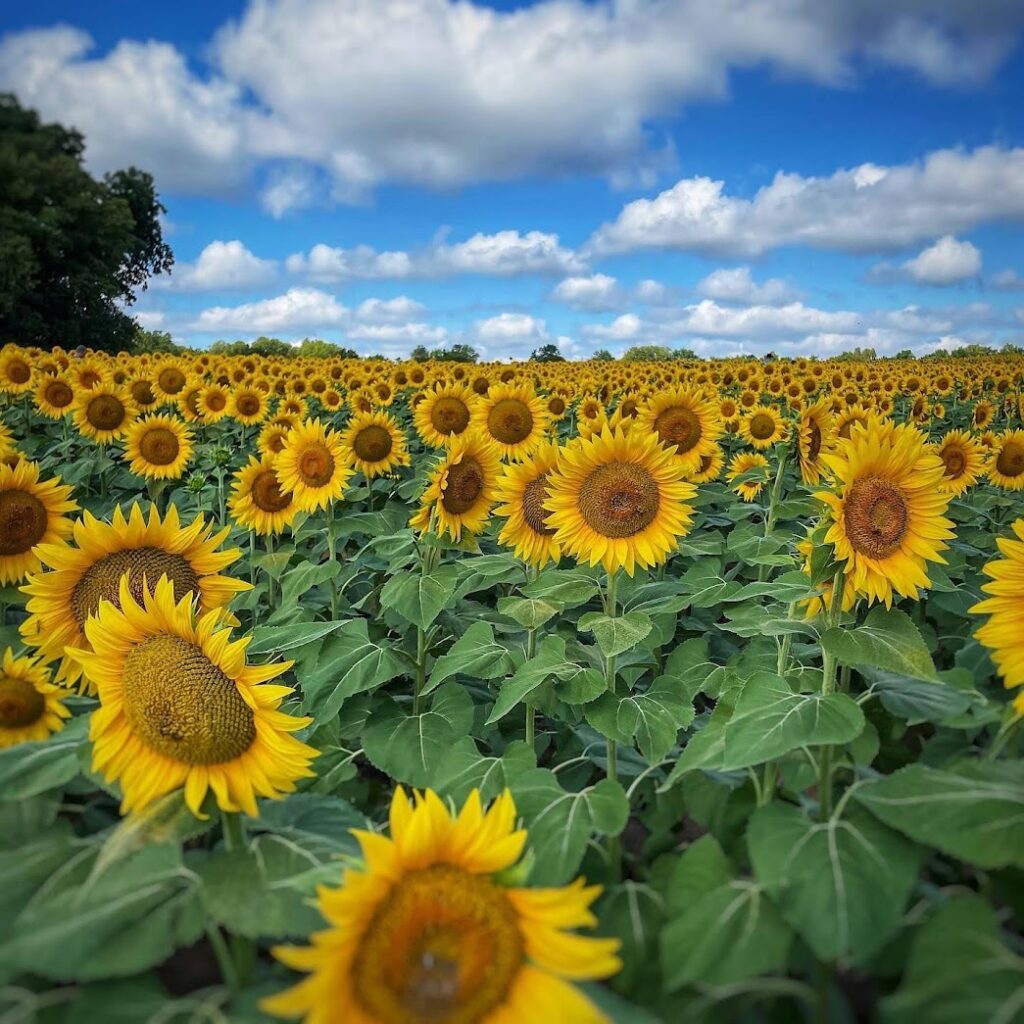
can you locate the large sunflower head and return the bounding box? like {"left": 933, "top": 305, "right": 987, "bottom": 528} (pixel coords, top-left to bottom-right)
{"left": 230, "top": 454, "right": 301, "bottom": 536}
{"left": 416, "top": 431, "right": 503, "bottom": 541}
{"left": 259, "top": 419, "right": 295, "bottom": 458}
{"left": 740, "top": 404, "right": 788, "bottom": 450}
{"left": 341, "top": 410, "right": 411, "bottom": 479}
{"left": 815, "top": 421, "right": 954, "bottom": 608}
{"left": 797, "top": 399, "right": 836, "bottom": 485}
{"left": 727, "top": 451, "right": 770, "bottom": 502}
{"left": 73, "top": 384, "right": 138, "bottom": 444}
{"left": 230, "top": 386, "right": 269, "bottom": 425}
{"left": 153, "top": 359, "right": 189, "bottom": 400}
{"left": 0, "top": 460, "right": 78, "bottom": 585}
{"left": 987, "top": 430, "right": 1024, "bottom": 491}
{"left": 124, "top": 414, "right": 194, "bottom": 480}
{"left": 413, "top": 383, "right": 479, "bottom": 449}
{"left": 634, "top": 387, "right": 724, "bottom": 472}
{"left": 33, "top": 374, "right": 76, "bottom": 419}
{"left": 20, "top": 503, "right": 250, "bottom": 690}
{"left": 68, "top": 575, "right": 316, "bottom": 817}
{"left": 263, "top": 787, "right": 620, "bottom": 1024}
{"left": 544, "top": 426, "right": 696, "bottom": 577}
{"left": 494, "top": 440, "right": 562, "bottom": 568}
{"left": 471, "top": 383, "right": 551, "bottom": 462}
{"left": 276, "top": 418, "right": 353, "bottom": 512}
{"left": 0, "top": 648, "right": 71, "bottom": 749}
{"left": 932, "top": 429, "right": 985, "bottom": 496}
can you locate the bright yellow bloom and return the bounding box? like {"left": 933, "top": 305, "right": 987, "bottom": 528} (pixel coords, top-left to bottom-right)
{"left": 0, "top": 648, "right": 71, "bottom": 749}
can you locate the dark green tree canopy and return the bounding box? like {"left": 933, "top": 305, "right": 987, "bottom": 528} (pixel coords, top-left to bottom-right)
{"left": 0, "top": 94, "right": 173, "bottom": 353}
{"left": 530, "top": 343, "right": 565, "bottom": 362}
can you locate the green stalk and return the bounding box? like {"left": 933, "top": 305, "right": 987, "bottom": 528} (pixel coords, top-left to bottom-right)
{"left": 818, "top": 569, "right": 846, "bottom": 822}
{"left": 758, "top": 445, "right": 790, "bottom": 582}
{"left": 413, "top": 625, "right": 427, "bottom": 716}
{"left": 524, "top": 563, "right": 540, "bottom": 748}
{"left": 220, "top": 811, "right": 255, "bottom": 986}
{"left": 603, "top": 571, "right": 622, "bottom": 878}
{"left": 326, "top": 502, "right": 339, "bottom": 619}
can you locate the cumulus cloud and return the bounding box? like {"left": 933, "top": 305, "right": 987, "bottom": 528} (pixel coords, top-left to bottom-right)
{"left": 166, "top": 240, "right": 277, "bottom": 291}
{"left": 869, "top": 236, "right": 982, "bottom": 286}
{"left": 192, "top": 288, "right": 348, "bottom": 333}
{"left": 354, "top": 297, "right": 427, "bottom": 324}
{"left": 551, "top": 274, "right": 624, "bottom": 312}
{"left": 991, "top": 268, "right": 1024, "bottom": 291}
{"left": 696, "top": 266, "right": 798, "bottom": 304}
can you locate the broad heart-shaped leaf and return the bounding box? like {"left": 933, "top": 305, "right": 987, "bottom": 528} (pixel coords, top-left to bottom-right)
{"left": 279, "top": 559, "right": 342, "bottom": 605}
{"left": 423, "top": 621, "right": 517, "bottom": 696}
{"left": 586, "top": 677, "right": 695, "bottom": 764}
{"left": 0, "top": 713, "right": 88, "bottom": 800}
{"left": 821, "top": 606, "right": 937, "bottom": 681}
{"left": 249, "top": 618, "right": 348, "bottom": 655}
{"left": 509, "top": 770, "right": 629, "bottom": 884}
{"left": 676, "top": 560, "right": 742, "bottom": 608}
{"left": 380, "top": 563, "right": 459, "bottom": 630}
{"left": 362, "top": 683, "right": 474, "bottom": 787}
{"left": 658, "top": 694, "right": 737, "bottom": 790}
{"left": 596, "top": 882, "right": 666, "bottom": 995}
{"left": 432, "top": 737, "right": 537, "bottom": 803}
{"left": 720, "top": 671, "right": 865, "bottom": 771}
{"left": 522, "top": 568, "right": 601, "bottom": 607}
{"left": 297, "top": 618, "right": 406, "bottom": 721}
{"left": 664, "top": 636, "right": 717, "bottom": 701}
{"left": 497, "top": 595, "right": 562, "bottom": 629}
{"left": 486, "top": 635, "right": 587, "bottom": 724}
{"left": 881, "top": 895, "right": 1024, "bottom": 1024}
{"left": 578, "top": 610, "right": 653, "bottom": 659}
{"left": 860, "top": 670, "right": 974, "bottom": 724}
{"left": 853, "top": 760, "right": 1024, "bottom": 869}
{"left": 748, "top": 801, "right": 919, "bottom": 963}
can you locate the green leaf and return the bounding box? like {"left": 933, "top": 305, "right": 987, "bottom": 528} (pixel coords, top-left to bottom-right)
{"left": 664, "top": 637, "right": 717, "bottom": 701}
{"left": 579, "top": 611, "right": 653, "bottom": 659}
{"left": 0, "top": 714, "right": 88, "bottom": 800}
{"left": 861, "top": 670, "right": 974, "bottom": 724}
{"left": 659, "top": 695, "right": 737, "bottom": 789}
{"left": 522, "top": 568, "right": 601, "bottom": 607}
{"left": 380, "top": 563, "right": 459, "bottom": 629}
{"left": 433, "top": 738, "right": 537, "bottom": 804}
{"left": 487, "top": 635, "right": 586, "bottom": 724}
{"left": 587, "top": 677, "right": 694, "bottom": 764}
{"left": 720, "top": 671, "right": 865, "bottom": 771}
{"left": 424, "top": 621, "right": 517, "bottom": 696}
{"left": 248, "top": 618, "right": 348, "bottom": 655}
{"left": 597, "top": 882, "right": 666, "bottom": 994}
{"left": 279, "top": 559, "right": 342, "bottom": 605}
{"left": 748, "top": 801, "right": 919, "bottom": 962}
{"left": 497, "top": 595, "right": 563, "bottom": 629}
{"left": 854, "top": 761, "right": 1024, "bottom": 869}
{"left": 821, "top": 606, "right": 937, "bottom": 681}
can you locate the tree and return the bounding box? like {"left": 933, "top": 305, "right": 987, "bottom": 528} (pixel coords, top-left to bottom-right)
{"left": 409, "top": 345, "right": 431, "bottom": 361}
{"left": 131, "top": 328, "right": 180, "bottom": 355}
{"left": 893, "top": 349, "right": 914, "bottom": 359}
{"left": 530, "top": 343, "right": 565, "bottom": 362}
{"left": 621, "top": 345, "right": 673, "bottom": 361}
{"left": 834, "top": 347, "right": 877, "bottom": 362}
{"left": 250, "top": 336, "right": 293, "bottom": 357}
{"left": 950, "top": 343, "right": 994, "bottom": 359}
{"left": 0, "top": 94, "right": 173, "bottom": 352}
{"left": 673, "top": 347, "right": 698, "bottom": 360}
{"left": 435, "top": 343, "right": 479, "bottom": 363}
{"left": 295, "top": 338, "right": 358, "bottom": 359}
{"left": 591, "top": 349, "right": 614, "bottom": 361}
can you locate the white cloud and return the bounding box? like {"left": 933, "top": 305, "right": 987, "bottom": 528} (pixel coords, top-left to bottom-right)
{"left": 168, "top": 240, "right": 277, "bottom": 291}
{"left": 551, "top": 274, "right": 623, "bottom": 312}
{"left": 588, "top": 146, "right": 1024, "bottom": 257}
{"left": 354, "top": 297, "right": 426, "bottom": 324}
{"left": 261, "top": 165, "right": 321, "bottom": 218}
{"left": 192, "top": 288, "right": 348, "bottom": 333}
{"left": 696, "top": 266, "right": 798, "bottom": 304}
{"left": 134, "top": 311, "right": 166, "bottom": 329}
{"left": 992, "top": 268, "right": 1024, "bottom": 291}
{"left": 344, "top": 322, "right": 448, "bottom": 345}
{"left": 870, "top": 236, "right": 982, "bottom": 286}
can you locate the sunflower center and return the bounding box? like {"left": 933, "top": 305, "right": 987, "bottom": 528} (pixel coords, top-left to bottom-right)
{"left": 941, "top": 446, "right": 966, "bottom": 479}
{"left": 654, "top": 405, "right": 701, "bottom": 455}
{"left": 297, "top": 444, "right": 336, "bottom": 487}
{"left": 86, "top": 394, "right": 127, "bottom": 431}
{"left": 0, "top": 490, "right": 48, "bottom": 555}
{"left": 159, "top": 368, "right": 186, "bottom": 394}
{"left": 139, "top": 427, "right": 180, "bottom": 466}
{"left": 806, "top": 421, "right": 822, "bottom": 460}
{"left": 44, "top": 381, "right": 74, "bottom": 408}
{"left": 843, "top": 477, "right": 909, "bottom": 560}
{"left": 442, "top": 458, "right": 484, "bottom": 515}
{"left": 7, "top": 360, "right": 31, "bottom": 384}
{"left": 70, "top": 548, "right": 201, "bottom": 631}
{"left": 206, "top": 392, "right": 227, "bottom": 411}
{"left": 522, "top": 475, "right": 555, "bottom": 536}
{"left": 548, "top": 396, "right": 566, "bottom": 415}
{"left": 237, "top": 395, "right": 260, "bottom": 416}
{"left": 578, "top": 461, "right": 660, "bottom": 539}
{"left": 351, "top": 865, "right": 523, "bottom": 1024}
{"left": 0, "top": 675, "right": 45, "bottom": 728}
{"left": 749, "top": 413, "right": 776, "bottom": 441}
{"left": 121, "top": 635, "right": 255, "bottom": 764}
{"left": 487, "top": 399, "right": 533, "bottom": 446}
{"left": 996, "top": 441, "right": 1024, "bottom": 478}
{"left": 354, "top": 425, "right": 393, "bottom": 463}
{"left": 431, "top": 398, "right": 470, "bottom": 436}
{"left": 132, "top": 381, "right": 156, "bottom": 405}
{"left": 251, "top": 470, "right": 292, "bottom": 513}
{"left": 80, "top": 370, "right": 102, "bottom": 389}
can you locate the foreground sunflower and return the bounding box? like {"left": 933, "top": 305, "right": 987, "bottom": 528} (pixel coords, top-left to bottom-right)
{"left": 816, "top": 421, "right": 954, "bottom": 607}
{"left": 277, "top": 419, "right": 353, "bottom": 512}
{"left": 987, "top": 430, "right": 1024, "bottom": 491}
{"left": 472, "top": 383, "right": 550, "bottom": 462}
{"left": 634, "top": 387, "right": 723, "bottom": 474}
{"left": 124, "top": 414, "right": 194, "bottom": 480}
{"left": 797, "top": 399, "right": 835, "bottom": 485}
{"left": 0, "top": 460, "right": 78, "bottom": 584}
{"left": 933, "top": 430, "right": 985, "bottom": 495}
{"left": 341, "top": 410, "right": 411, "bottom": 479}
{"left": 73, "top": 383, "right": 138, "bottom": 444}
{"left": 0, "top": 648, "right": 71, "bottom": 749}
{"left": 21, "top": 503, "right": 249, "bottom": 690}
{"left": 494, "top": 440, "right": 562, "bottom": 568}
{"left": 230, "top": 455, "right": 301, "bottom": 536}
{"left": 413, "top": 383, "right": 478, "bottom": 448}
{"left": 544, "top": 427, "right": 696, "bottom": 577}
{"left": 740, "top": 405, "right": 788, "bottom": 450}
{"left": 263, "top": 787, "right": 620, "bottom": 1024}
{"left": 727, "top": 452, "right": 770, "bottom": 502}
{"left": 971, "top": 518, "right": 1024, "bottom": 715}
{"left": 68, "top": 576, "right": 317, "bottom": 816}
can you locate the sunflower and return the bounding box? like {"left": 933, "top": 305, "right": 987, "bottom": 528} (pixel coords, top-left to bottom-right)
{"left": 973, "top": 400, "right": 995, "bottom": 430}
{"left": 835, "top": 404, "right": 871, "bottom": 440}
{"left": 987, "top": 430, "right": 1024, "bottom": 491}
{"left": 797, "top": 399, "right": 836, "bottom": 485}
{"left": 971, "top": 519, "right": 1024, "bottom": 715}
{"left": 263, "top": 787, "right": 620, "bottom": 1024}
{"left": 198, "top": 384, "right": 232, "bottom": 423}
{"left": 740, "top": 405, "right": 788, "bottom": 450}
{"left": 688, "top": 445, "right": 725, "bottom": 483}
{"left": 634, "top": 387, "right": 723, "bottom": 473}
{"left": 20, "top": 504, "right": 249, "bottom": 690}
{"left": 728, "top": 452, "right": 770, "bottom": 502}
{"left": 544, "top": 427, "right": 695, "bottom": 577}
{"left": 124, "top": 414, "right": 194, "bottom": 480}
{"left": 815, "top": 421, "right": 954, "bottom": 608}
{"left": 277, "top": 419, "right": 353, "bottom": 512}
{"left": 153, "top": 360, "right": 189, "bottom": 400}
{"left": 0, "top": 348, "right": 35, "bottom": 394}
{"left": 230, "top": 455, "right": 301, "bottom": 536}
{"left": 933, "top": 430, "right": 985, "bottom": 496}
{"left": 259, "top": 420, "right": 294, "bottom": 458}
{"left": 73, "top": 384, "right": 138, "bottom": 444}
{"left": 341, "top": 411, "right": 411, "bottom": 479}
{"left": 230, "top": 386, "right": 269, "bottom": 425}
{"left": 0, "top": 420, "right": 15, "bottom": 459}
{"left": 472, "top": 383, "right": 550, "bottom": 462}
{"left": 494, "top": 441, "right": 562, "bottom": 568}
{"left": 414, "top": 383, "right": 478, "bottom": 448}
{"left": 68, "top": 575, "right": 316, "bottom": 817}
{"left": 415, "top": 432, "right": 502, "bottom": 541}
{"left": 33, "top": 374, "right": 76, "bottom": 419}
{"left": 0, "top": 460, "right": 77, "bottom": 585}
{"left": 0, "top": 648, "right": 72, "bottom": 749}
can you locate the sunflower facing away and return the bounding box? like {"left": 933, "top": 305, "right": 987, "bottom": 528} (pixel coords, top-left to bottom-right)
{"left": 277, "top": 419, "right": 354, "bottom": 513}
{"left": 471, "top": 383, "right": 551, "bottom": 462}
{"left": 728, "top": 452, "right": 770, "bottom": 503}
{"left": 0, "top": 648, "right": 71, "bottom": 749}
{"left": 0, "top": 460, "right": 78, "bottom": 585}
{"left": 68, "top": 576, "right": 316, "bottom": 817}
{"left": 414, "top": 383, "right": 478, "bottom": 449}
{"left": 971, "top": 518, "right": 1024, "bottom": 715}
{"left": 230, "top": 455, "right": 301, "bottom": 536}
{"left": 740, "top": 405, "right": 788, "bottom": 450}
{"left": 263, "top": 787, "right": 621, "bottom": 1024}
{"left": 494, "top": 440, "right": 562, "bottom": 568}
{"left": 73, "top": 384, "right": 138, "bottom": 444}
{"left": 815, "top": 421, "right": 954, "bottom": 608}
{"left": 21, "top": 503, "right": 250, "bottom": 690}
{"left": 797, "top": 399, "right": 836, "bottom": 485}
{"left": 687, "top": 445, "right": 725, "bottom": 484}
{"left": 124, "top": 414, "right": 194, "bottom": 480}
{"left": 544, "top": 426, "right": 696, "bottom": 577}
{"left": 341, "top": 411, "right": 411, "bottom": 479}
{"left": 634, "top": 387, "right": 723, "bottom": 474}
{"left": 933, "top": 429, "right": 985, "bottom": 496}
{"left": 987, "top": 430, "right": 1024, "bottom": 491}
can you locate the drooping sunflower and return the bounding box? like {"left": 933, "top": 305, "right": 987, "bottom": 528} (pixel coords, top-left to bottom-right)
{"left": 33, "top": 374, "right": 76, "bottom": 419}
{"left": 971, "top": 519, "right": 1024, "bottom": 715}
{"left": 68, "top": 575, "right": 317, "bottom": 817}
{"left": 740, "top": 404, "right": 788, "bottom": 450}
{"left": 0, "top": 460, "right": 78, "bottom": 585}
{"left": 230, "top": 455, "right": 301, "bottom": 536}
{"left": 413, "top": 383, "right": 478, "bottom": 448}
{"left": 544, "top": 427, "right": 696, "bottom": 577}
{"left": 0, "top": 648, "right": 72, "bottom": 749}
{"left": 987, "top": 430, "right": 1024, "bottom": 491}
{"left": 277, "top": 418, "right": 353, "bottom": 512}
{"left": 263, "top": 787, "right": 620, "bottom": 1024}
{"left": 494, "top": 440, "right": 562, "bottom": 568}
{"left": 341, "top": 410, "right": 411, "bottom": 479}
{"left": 688, "top": 445, "right": 725, "bottom": 484}
{"left": 933, "top": 430, "right": 985, "bottom": 496}
{"left": 471, "top": 383, "right": 550, "bottom": 462}
{"left": 634, "top": 387, "right": 723, "bottom": 474}
{"left": 20, "top": 503, "right": 250, "bottom": 690}
{"left": 815, "top": 421, "right": 954, "bottom": 607}
{"left": 0, "top": 348, "right": 34, "bottom": 394}
{"left": 728, "top": 452, "right": 770, "bottom": 502}
{"left": 123, "top": 414, "right": 194, "bottom": 480}
{"left": 797, "top": 399, "right": 836, "bottom": 485}
{"left": 73, "top": 384, "right": 138, "bottom": 444}
{"left": 259, "top": 420, "right": 295, "bottom": 458}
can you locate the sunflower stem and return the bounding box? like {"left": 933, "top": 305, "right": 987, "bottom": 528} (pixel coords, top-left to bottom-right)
{"left": 264, "top": 532, "right": 276, "bottom": 607}
{"left": 818, "top": 569, "right": 846, "bottom": 822}
{"left": 758, "top": 446, "right": 790, "bottom": 582}
{"left": 326, "top": 501, "right": 339, "bottom": 619}
{"left": 205, "top": 924, "right": 238, "bottom": 990}
{"left": 366, "top": 474, "right": 375, "bottom": 512}
{"left": 413, "top": 625, "right": 427, "bottom": 716}
{"left": 220, "top": 811, "right": 256, "bottom": 985}
{"left": 603, "top": 571, "right": 622, "bottom": 879}
{"left": 524, "top": 562, "right": 540, "bottom": 748}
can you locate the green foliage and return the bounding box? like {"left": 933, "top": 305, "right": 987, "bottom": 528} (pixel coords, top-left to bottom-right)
{"left": 621, "top": 345, "right": 673, "bottom": 361}
{"left": 530, "top": 342, "right": 566, "bottom": 362}
{"left": 410, "top": 342, "right": 479, "bottom": 362}
{"left": 130, "top": 328, "right": 180, "bottom": 355}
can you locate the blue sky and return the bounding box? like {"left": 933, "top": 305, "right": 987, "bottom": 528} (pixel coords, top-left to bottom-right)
{"left": 3, "top": 0, "right": 1024, "bottom": 358}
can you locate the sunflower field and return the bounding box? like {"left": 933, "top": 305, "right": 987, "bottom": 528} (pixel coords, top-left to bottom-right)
{"left": 0, "top": 344, "right": 1022, "bottom": 1024}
